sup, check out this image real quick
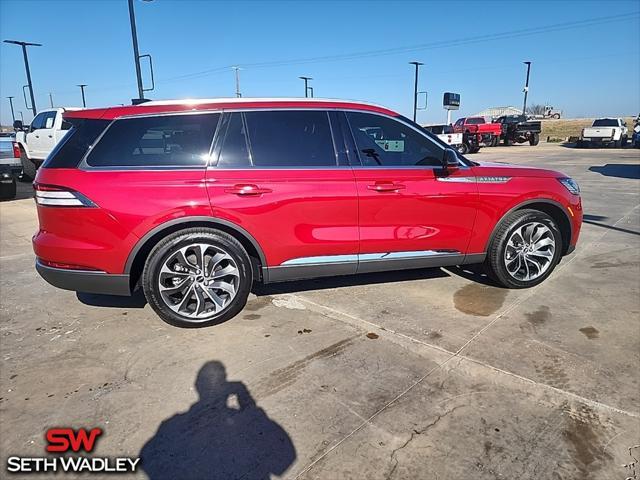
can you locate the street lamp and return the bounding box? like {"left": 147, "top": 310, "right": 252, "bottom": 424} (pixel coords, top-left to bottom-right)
{"left": 299, "top": 76, "right": 313, "bottom": 98}
{"left": 77, "top": 84, "right": 87, "bottom": 108}
{"left": 7, "top": 96, "right": 16, "bottom": 123}
{"left": 127, "top": 0, "right": 154, "bottom": 103}
{"left": 522, "top": 61, "right": 532, "bottom": 115}
{"left": 3, "top": 40, "right": 41, "bottom": 116}
{"left": 409, "top": 61, "right": 424, "bottom": 122}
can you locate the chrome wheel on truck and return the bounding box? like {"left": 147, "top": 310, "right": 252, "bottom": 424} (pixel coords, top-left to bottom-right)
{"left": 143, "top": 228, "right": 252, "bottom": 327}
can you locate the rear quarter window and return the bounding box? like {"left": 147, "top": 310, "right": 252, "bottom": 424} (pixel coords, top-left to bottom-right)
{"left": 86, "top": 113, "right": 220, "bottom": 168}
{"left": 42, "top": 119, "right": 110, "bottom": 169}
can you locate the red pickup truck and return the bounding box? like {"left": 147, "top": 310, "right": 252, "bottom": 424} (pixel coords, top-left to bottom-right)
{"left": 453, "top": 117, "right": 502, "bottom": 147}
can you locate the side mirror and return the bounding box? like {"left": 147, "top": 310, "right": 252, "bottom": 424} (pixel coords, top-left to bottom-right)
{"left": 442, "top": 148, "right": 459, "bottom": 171}
{"left": 13, "top": 120, "right": 23, "bottom": 130}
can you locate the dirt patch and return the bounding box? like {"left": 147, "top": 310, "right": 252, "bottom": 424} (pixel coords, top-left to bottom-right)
{"left": 579, "top": 326, "right": 600, "bottom": 340}
{"left": 243, "top": 314, "right": 261, "bottom": 320}
{"left": 244, "top": 296, "right": 272, "bottom": 312}
{"left": 366, "top": 332, "right": 379, "bottom": 339}
{"left": 453, "top": 284, "right": 507, "bottom": 316}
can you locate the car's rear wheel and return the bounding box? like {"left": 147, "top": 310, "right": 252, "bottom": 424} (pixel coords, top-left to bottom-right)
{"left": 485, "top": 209, "right": 562, "bottom": 288}
{"left": 19, "top": 147, "right": 36, "bottom": 181}
{"left": 142, "top": 228, "right": 252, "bottom": 327}
{"left": 457, "top": 142, "right": 469, "bottom": 155}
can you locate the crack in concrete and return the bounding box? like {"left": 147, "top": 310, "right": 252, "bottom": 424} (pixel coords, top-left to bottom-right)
{"left": 386, "top": 405, "right": 463, "bottom": 480}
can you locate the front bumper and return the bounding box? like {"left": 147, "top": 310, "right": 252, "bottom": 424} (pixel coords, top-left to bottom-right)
{"left": 36, "top": 259, "right": 131, "bottom": 296}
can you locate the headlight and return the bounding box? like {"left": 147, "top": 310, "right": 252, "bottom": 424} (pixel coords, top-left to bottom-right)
{"left": 558, "top": 177, "right": 580, "bottom": 195}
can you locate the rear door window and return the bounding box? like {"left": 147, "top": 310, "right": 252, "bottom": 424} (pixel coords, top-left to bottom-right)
{"left": 244, "top": 110, "right": 336, "bottom": 167}
{"left": 86, "top": 113, "right": 220, "bottom": 168}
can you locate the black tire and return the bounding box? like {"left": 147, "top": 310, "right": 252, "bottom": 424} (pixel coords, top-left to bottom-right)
{"left": 576, "top": 140, "right": 584, "bottom": 148}
{"left": 552, "top": 113, "right": 560, "bottom": 119}
{"left": 469, "top": 146, "right": 481, "bottom": 154}
{"left": 504, "top": 136, "right": 513, "bottom": 146}
{"left": 19, "top": 147, "right": 36, "bottom": 181}
{"left": 0, "top": 173, "right": 17, "bottom": 200}
{"left": 529, "top": 133, "right": 540, "bottom": 146}
{"left": 142, "top": 228, "right": 253, "bottom": 327}
{"left": 614, "top": 139, "right": 622, "bottom": 148}
{"left": 621, "top": 136, "right": 628, "bottom": 147}
{"left": 457, "top": 142, "right": 469, "bottom": 155}
{"left": 484, "top": 209, "right": 563, "bottom": 289}
{"left": 491, "top": 136, "right": 499, "bottom": 147}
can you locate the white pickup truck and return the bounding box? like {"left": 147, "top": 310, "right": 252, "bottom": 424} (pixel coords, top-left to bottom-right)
{"left": 578, "top": 118, "right": 628, "bottom": 148}
{"left": 423, "top": 124, "right": 464, "bottom": 151}
{"left": 14, "top": 108, "right": 78, "bottom": 179}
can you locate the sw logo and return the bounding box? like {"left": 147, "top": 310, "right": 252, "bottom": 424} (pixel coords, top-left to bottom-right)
{"left": 6, "top": 427, "right": 139, "bottom": 474}
{"left": 46, "top": 428, "right": 103, "bottom": 453}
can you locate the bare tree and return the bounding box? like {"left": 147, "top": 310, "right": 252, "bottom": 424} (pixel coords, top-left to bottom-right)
{"left": 526, "top": 104, "right": 546, "bottom": 115}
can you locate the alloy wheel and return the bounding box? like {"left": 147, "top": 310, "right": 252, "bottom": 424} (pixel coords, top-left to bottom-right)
{"left": 158, "top": 243, "right": 240, "bottom": 320}
{"left": 504, "top": 222, "right": 556, "bottom": 281}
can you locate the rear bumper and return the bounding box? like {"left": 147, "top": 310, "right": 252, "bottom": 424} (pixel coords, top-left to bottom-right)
{"left": 36, "top": 259, "right": 131, "bottom": 296}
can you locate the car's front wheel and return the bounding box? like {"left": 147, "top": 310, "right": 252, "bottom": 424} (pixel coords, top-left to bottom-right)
{"left": 142, "top": 228, "right": 252, "bottom": 327}
{"left": 485, "top": 209, "right": 562, "bottom": 288}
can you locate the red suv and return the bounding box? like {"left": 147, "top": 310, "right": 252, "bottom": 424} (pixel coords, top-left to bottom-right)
{"left": 33, "top": 98, "right": 582, "bottom": 327}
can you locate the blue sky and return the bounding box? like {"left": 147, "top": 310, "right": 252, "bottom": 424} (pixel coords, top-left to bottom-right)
{"left": 1, "top": 0, "right": 639, "bottom": 125}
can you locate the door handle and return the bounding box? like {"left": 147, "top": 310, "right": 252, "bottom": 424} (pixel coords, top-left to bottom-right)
{"left": 35, "top": 135, "right": 39, "bottom": 138}
{"left": 48, "top": 135, "right": 53, "bottom": 138}
{"left": 367, "top": 182, "right": 406, "bottom": 192}
{"left": 225, "top": 184, "right": 272, "bottom": 196}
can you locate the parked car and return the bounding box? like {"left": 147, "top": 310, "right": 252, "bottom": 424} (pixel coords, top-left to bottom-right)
{"left": 13, "top": 107, "right": 77, "bottom": 179}
{"left": 578, "top": 118, "right": 628, "bottom": 148}
{"left": 0, "top": 132, "right": 21, "bottom": 174}
{"left": 453, "top": 116, "right": 502, "bottom": 147}
{"left": 422, "top": 124, "right": 463, "bottom": 150}
{"left": 495, "top": 115, "right": 542, "bottom": 146}
{"left": 32, "top": 98, "right": 582, "bottom": 327}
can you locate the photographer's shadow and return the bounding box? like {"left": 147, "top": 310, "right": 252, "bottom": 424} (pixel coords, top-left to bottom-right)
{"left": 140, "top": 361, "right": 296, "bottom": 480}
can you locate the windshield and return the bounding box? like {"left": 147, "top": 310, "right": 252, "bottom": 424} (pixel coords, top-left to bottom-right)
{"left": 592, "top": 119, "right": 618, "bottom": 127}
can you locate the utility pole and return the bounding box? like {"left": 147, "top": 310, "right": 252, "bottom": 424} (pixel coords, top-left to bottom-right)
{"left": 409, "top": 61, "right": 424, "bottom": 122}
{"left": 522, "top": 61, "right": 532, "bottom": 115}
{"left": 49, "top": 92, "right": 54, "bottom": 108}
{"left": 232, "top": 66, "right": 242, "bottom": 98}
{"left": 3, "top": 40, "right": 42, "bottom": 116}
{"left": 308, "top": 86, "right": 314, "bottom": 98}
{"left": 128, "top": 0, "right": 145, "bottom": 102}
{"left": 299, "top": 76, "right": 312, "bottom": 98}
{"left": 7, "top": 97, "right": 16, "bottom": 123}
{"left": 77, "top": 84, "right": 87, "bottom": 108}
{"left": 19, "top": 111, "right": 24, "bottom": 123}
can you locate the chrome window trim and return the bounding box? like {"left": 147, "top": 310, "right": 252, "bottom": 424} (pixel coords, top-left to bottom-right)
{"left": 75, "top": 106, "right": 467, "bottom": 172}
{"left": 78, "top": 111, "right": 222, "bottom": 171}
{"left": 281, "top": 249, "right": 462, "bottom": 266}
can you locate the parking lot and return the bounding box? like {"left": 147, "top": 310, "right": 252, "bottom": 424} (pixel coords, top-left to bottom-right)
{"left": 1, "top": 143, "right": 639, "bottom": 479}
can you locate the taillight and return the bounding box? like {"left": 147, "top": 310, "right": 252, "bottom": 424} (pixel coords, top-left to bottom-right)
{"left": 34, "top": 183, "right": 96, "bottom": 207}
{"left": 12, "top": 142, "right": 20, "bottom": 158}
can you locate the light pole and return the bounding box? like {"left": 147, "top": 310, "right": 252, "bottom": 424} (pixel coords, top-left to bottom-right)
{"left": 7, "top": 96, "right": 16, "bottom": 123}
{"left": 409, "top": 61, "right": 424, "bottom": 122}
{"left": 522, "top": 61, "right": 532, "bottom": 115}
{"left": 3, "top": 40, "right": 41, "bottom": 116}
{"left": 77, "top": 84, "right": 87, "bottom": 107}
{"left": 299, "top": 76, "right": 312, "bottom": 98}
{"left": 232, "top": 66, "right": 242, "bottom": 98}
{"left": 127, "top": 0, "right": 149, "bottom": 102}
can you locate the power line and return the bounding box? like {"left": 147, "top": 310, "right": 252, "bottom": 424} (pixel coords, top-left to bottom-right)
{"left": 157, "top": 12, "right": 639, "bottom": 84}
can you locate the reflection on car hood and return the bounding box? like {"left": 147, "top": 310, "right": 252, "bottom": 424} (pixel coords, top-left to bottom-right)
{"left": 473, "top": 160, "right": 564, "bottom": 178}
